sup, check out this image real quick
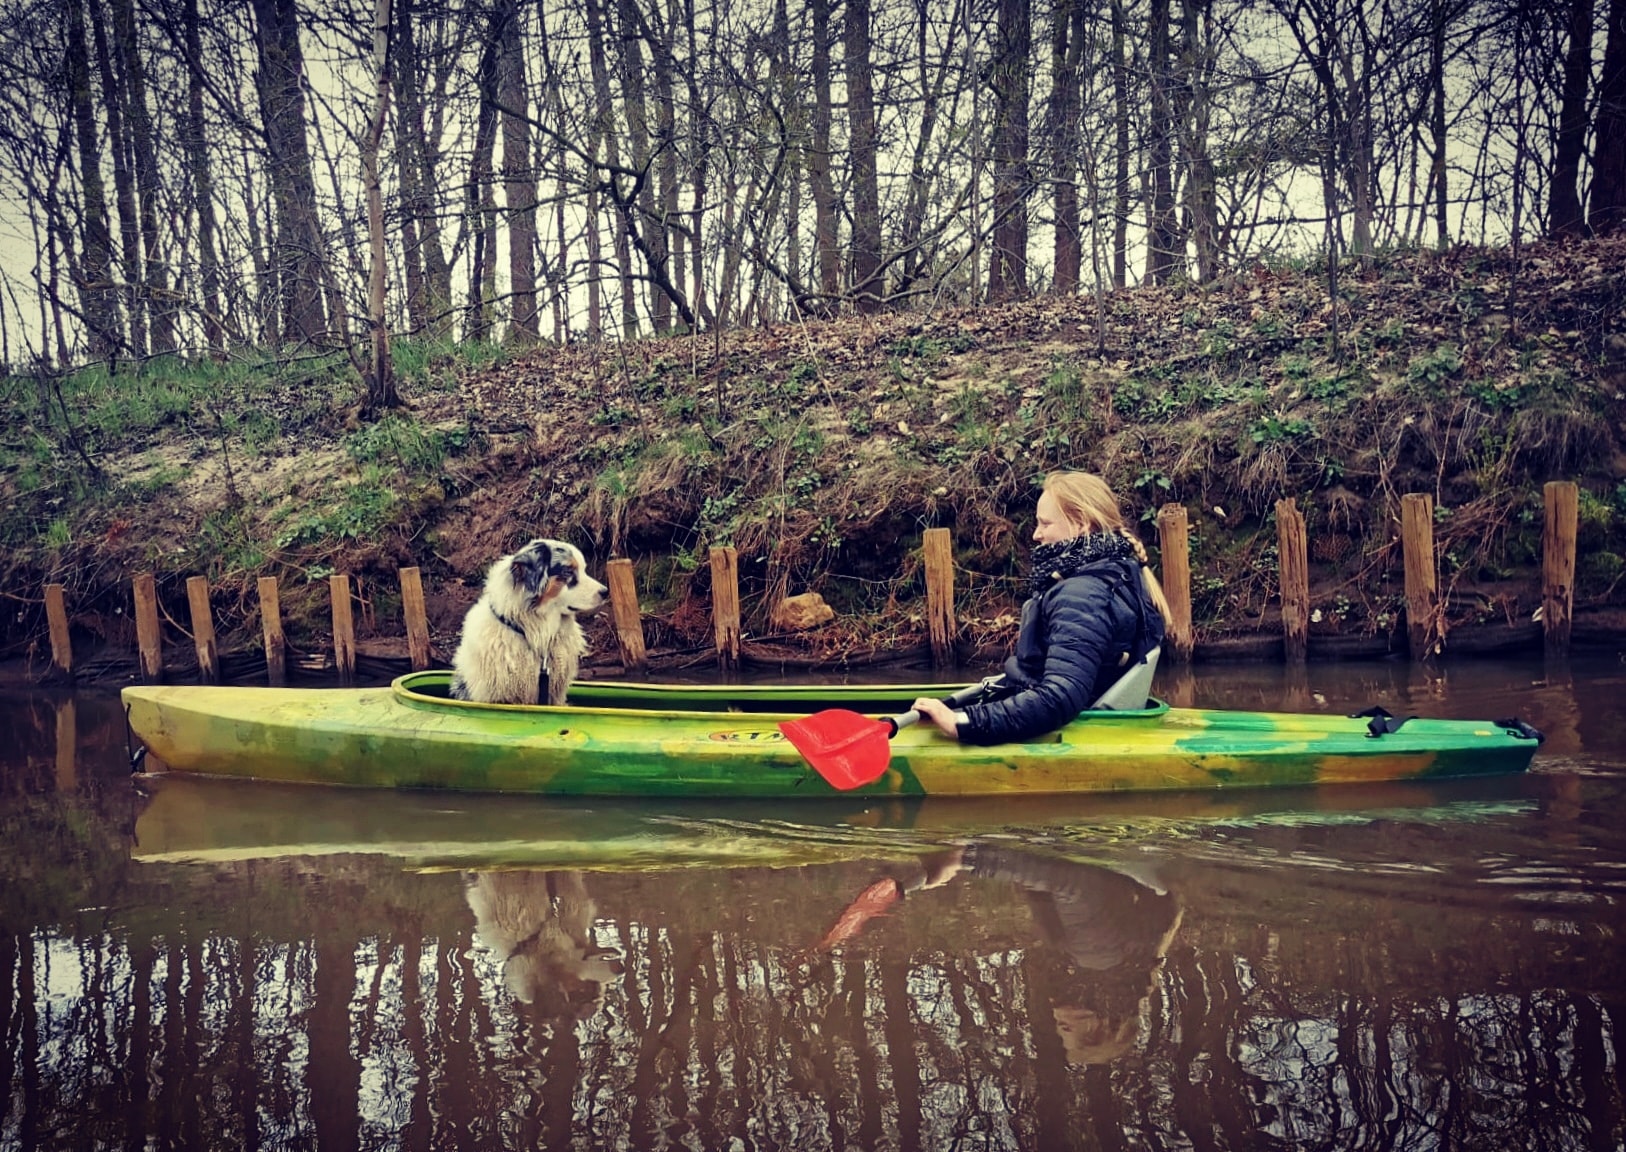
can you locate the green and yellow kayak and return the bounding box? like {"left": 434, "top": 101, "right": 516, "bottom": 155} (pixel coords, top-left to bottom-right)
{"left": 119, "top": 670, "right": 1542, "bottom": 797}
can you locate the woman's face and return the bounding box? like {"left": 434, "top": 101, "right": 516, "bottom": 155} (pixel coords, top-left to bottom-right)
{"left": 1034, "top": 490, "right": 1085, "bottom": 545}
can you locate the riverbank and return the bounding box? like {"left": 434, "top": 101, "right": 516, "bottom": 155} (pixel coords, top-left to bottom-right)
{"left": 4, "top": 235, "right": 1624, "bottom": 680}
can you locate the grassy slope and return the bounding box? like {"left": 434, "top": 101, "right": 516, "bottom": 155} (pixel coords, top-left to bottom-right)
{"left": 4, "top": 235, "right": 1624, "bottom": 671}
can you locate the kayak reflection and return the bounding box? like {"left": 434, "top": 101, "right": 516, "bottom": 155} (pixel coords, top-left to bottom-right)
{"left": 817, "top": 844, "right": 1183, "bottom": 1066}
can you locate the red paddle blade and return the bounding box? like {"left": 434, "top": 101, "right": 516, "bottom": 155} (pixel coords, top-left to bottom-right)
{"left": 816, "top": 878, "right": 903, "bottom": 951}
{"left": 777, "top": 709, "right": 894, "bottom": 790}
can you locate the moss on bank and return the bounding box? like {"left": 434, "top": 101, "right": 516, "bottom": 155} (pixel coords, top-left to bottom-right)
{"left": 4, "top": 236, "right": 1625, "bottom": 673}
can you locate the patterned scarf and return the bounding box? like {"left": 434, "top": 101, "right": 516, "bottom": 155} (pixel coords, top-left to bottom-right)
{"left": 1027, "top": 531, "right": 1137, "bottom": 597}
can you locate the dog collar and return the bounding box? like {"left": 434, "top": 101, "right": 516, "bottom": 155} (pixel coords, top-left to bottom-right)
{"left": 487, "top": 602, "right": 530, "bottom": 640}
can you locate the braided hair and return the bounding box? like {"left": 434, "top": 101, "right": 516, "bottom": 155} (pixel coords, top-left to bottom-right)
{"left": 1041, "top": 472, "right": 1174, "bottom": 626}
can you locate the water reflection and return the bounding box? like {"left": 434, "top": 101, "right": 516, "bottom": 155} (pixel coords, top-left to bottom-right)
{"left": 466, "top": 870, "right": 622, "bottom": 1020}
{"left": 2, "top": 659, "right": 1625, "bottom": 1149}
{"left": 818, "top": 846, "right": 1184, "bottom": 1068}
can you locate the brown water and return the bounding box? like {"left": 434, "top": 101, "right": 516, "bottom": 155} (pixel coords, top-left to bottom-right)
{"left": 2, "top": 657, "right": 1623, "bottom": 1151}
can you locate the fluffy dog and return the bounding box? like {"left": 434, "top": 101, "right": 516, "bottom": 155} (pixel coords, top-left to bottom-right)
{"left": 449, "top": 538, "right": 608, "bottom": 705}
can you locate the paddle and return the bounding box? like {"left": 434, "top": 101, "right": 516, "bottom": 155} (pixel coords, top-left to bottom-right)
{"left": 779, "top": 677, "right": 1004, "bottom": 790}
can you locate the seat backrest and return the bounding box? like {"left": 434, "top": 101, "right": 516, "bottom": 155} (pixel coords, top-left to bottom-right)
{"left": 1089, "top": 646, "right": 1161, "bottom": 710}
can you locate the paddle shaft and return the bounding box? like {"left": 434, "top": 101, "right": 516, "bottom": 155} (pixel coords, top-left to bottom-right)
{"left": 884, "top": 677, "right": 1004, "bottom": 736}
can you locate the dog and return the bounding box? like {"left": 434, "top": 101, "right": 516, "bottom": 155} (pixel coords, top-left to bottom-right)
{"left": 449, "top": 538, "right": 608, "bottom": 705}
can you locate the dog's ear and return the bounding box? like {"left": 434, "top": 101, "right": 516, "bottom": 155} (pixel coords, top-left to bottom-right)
{"left": 508, "top": 542, "right": 551, "bottom": 595}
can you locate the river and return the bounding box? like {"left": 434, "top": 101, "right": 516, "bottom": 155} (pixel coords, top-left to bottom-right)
{"left": 1, "top": 656, "right": 1622, "bottom": 1150}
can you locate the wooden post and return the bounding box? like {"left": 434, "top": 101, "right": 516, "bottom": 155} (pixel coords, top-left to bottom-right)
{"left": 132, "top": 573, "right": 164, "bottom": 682}
{"left": 605, "top": 558, "right": 647, "bottom": 673}
{"left": 1542, "top": 480, "right": 1578, "bottom": 657}
{"left": 186, "top": 575, "right": 219, "bottom": 684}
{"left": 43, "top": 583, "right": 72, "bottom": 677}
{"left": 258, "top": 577, "right": 286, "bottom": 687}
{"left": 1400, "top": 493, "right": 1439, "bottom": 659}
{"left": 55, "top": 698, "right": 76, "bottom": 792}
{"left": 923, "top": 527, "right": 956, "bottom": 667}
{"left": 1276, "top": 497, "right": 1309, "bottom": 664}
{"left": 399, "top": 566, "right": 432, "bottom": 670}
{"left": 1155, "top": 504, "right": 1194, "bottom": 662}
{"left": 709, "top": 546, "right": 740, "bottom": 669}
{"left": 330, "top": 574, "right": 356, "bottom": 685}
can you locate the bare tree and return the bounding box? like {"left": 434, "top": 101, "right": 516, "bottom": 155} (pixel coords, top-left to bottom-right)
{"left": 1146, "top": 0, "right": 1182, "bottom": 284}
{"left": 61, "top": 0, "right": 120, "bottom": 357}
{"left": 363, "top": 0, "right": 398, "bottom": 410}
{"left": 1549, "top": 0, "right": 1593, "bottom": 236}
{"left": 988, "top": 0, "right": 1031, "bottom": 301}
{"left": 847, "top": 0, "right": 884, "bottom": 311}
{"left": 498, "top": 0, "right": 538, "bottom": 342}
{"left": 809, "top": 0, "right": 840, "bottom": 307}
{"left": 1049, "top": 0, "right": 1085, "bottom": 294}
{"left": 250, "top": 0, "right": 329, "bottom": 345}
{"left": 111, "top": 0, "right": 174, "bottom": 352}
{"left": 1593, "top": 0, "right": 1626, "bottom": 232}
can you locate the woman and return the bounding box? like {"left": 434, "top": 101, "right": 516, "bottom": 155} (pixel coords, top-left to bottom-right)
{"left": 914, "top": 471, "right": 1173, "bottom": 744}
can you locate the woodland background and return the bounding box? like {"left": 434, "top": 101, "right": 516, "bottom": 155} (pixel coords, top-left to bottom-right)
{"left": 0, "top": 0, "right": 1621, "bottom": 367}
{"left": 0, "top": 0, "right": 1624, "bottom": 672}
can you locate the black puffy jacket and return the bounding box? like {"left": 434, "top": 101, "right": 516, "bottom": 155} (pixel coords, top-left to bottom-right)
{"left": 958, "top": 555, "right": 1164, "bottom": 745}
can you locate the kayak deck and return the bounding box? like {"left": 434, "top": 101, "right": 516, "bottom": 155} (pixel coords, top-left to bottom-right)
{"left": 117, "top": 670, "right": 1541, "bottom": 798}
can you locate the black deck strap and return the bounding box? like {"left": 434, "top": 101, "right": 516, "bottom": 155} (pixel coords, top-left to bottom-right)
{"left": 123, "top": 702, "right": 148, "bottom": 773}
{"left": 1350, "top": 705, "right": 1416, "bottom": 738}
{"left": 1494, "top": 717, "right": 1546, "bottom": 743}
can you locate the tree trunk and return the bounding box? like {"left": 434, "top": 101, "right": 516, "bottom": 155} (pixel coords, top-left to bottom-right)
{"left": 88, "top": 0, "right": 142, "bottom": 355}
{"left": 897, "top": 0, "right": 955, "bottom": 296}
{"left": 810, "top": 0, "right": 839, "bottom": 307}
{"left": 687, "top": 0, "right": 711, "bottom": 326}
{"left": 988, "top": 0, "right": 1031, "bottom": 302}
{"left": 617, "top": 0, "right": 653, "bottom": 334}
{"left": 1110, "top": 0, "right": 1130, "bottom": 288}
{"left": 773, "top": 0, "right": 801, "bottom": 294}
{"left": 181, "top": 0, "right": 223, "bottom": 352}
{"left": 111, "top": 0, "right": 174, "bottom": 352}
{"left": 239, "top": 148, "right": 278, "bottom": 345}
{"left": 1550, "top": 0, "right": 1593, "bottom": 237}
{"left": 1145, "top": 0, "right": 1181, "bottom": 284}
{"left": 1428, "top": 0, "right": 1450, "bottom": 247}
{"left": 846, "top": 0, "right": 883, "bottom": 311}
{"left": 250, "top": 0, "right": 328, "bottom": 345}
{"left": 1592, "top": 0, "right": 1626, "bottom": 233}
{"left": 395, "top": 0, "right": 451, "bottom": 336}
{"left": 1050, "top": 0, "right": 1083, "bottom": 294}
{"left": 1182, "top": 0, "right": 1218, "bottom": 281}
{"left": 498, "top": 0, "right": 538, "bottom": 343}
{"left": 464, "top": 6, "right": 502, "bottom": 342}
{"left": 584, "top": 0, "right": 631, "bottom": 338}
{"left": 62, "top": 0, "right": 120, "bottom": 358}
{"left": 652, "top": 0, "right": 679, "bottom": 332}
{"left": 363, "top": 0, "right": 397, "bottom": 412}
{"left": 1337, "top": 9, "right": 1374, "bottom": 265}
{"left": 536, "top": 9, "right": 569, "bottom": 341}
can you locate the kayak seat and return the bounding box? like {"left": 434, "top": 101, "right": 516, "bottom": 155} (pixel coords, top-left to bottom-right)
{"left": 1089, "top": 646, "right": 1161, "bottom": 711}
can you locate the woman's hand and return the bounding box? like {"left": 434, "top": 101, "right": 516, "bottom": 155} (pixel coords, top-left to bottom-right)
{"left": 912, "top": 697, "right": 961, "bottom": 739}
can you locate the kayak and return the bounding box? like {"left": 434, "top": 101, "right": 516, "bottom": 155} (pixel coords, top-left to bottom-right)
{"left": 118, "top": 670, "right": 1543, "bottom": 798}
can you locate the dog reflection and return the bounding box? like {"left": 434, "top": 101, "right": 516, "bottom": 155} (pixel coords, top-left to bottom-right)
{"left": 465, "top": 869, "right": 621, "bottom": 1020}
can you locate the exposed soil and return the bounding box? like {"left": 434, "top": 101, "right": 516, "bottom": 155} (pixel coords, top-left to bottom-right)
{"left": 6, "top": 234, "right": 1626, "bottom": 684}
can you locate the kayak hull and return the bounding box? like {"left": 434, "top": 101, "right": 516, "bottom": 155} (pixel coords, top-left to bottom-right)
{"left": 119, "top": 670, "right": 1540, "bottom": 798}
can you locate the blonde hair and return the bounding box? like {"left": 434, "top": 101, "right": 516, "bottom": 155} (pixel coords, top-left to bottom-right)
{"left": 1042, "top": 471, "right": 1174, "bottom": 626}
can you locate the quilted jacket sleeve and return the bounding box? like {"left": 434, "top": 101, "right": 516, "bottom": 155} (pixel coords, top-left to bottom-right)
{"left": 956, "top": 573, "right": 1124, "bottom": 745}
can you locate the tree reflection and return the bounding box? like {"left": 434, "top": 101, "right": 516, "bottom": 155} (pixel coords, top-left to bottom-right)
{"left": 1, "top": 841, "right": 1623, "bottom": 1150}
